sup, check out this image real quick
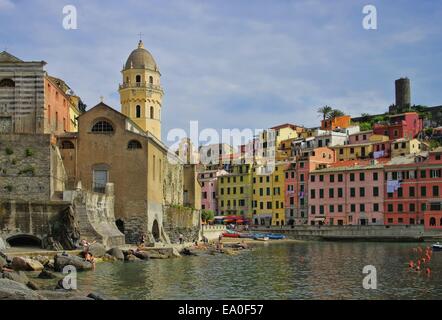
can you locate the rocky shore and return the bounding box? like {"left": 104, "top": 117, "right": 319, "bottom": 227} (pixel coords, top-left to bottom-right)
{"left": 0, "top": 239, "right": 257, "bottom": 300}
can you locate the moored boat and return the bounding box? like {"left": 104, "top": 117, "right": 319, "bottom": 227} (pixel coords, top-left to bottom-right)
{"left": 255, "top": 237, "right": 269, "bottom": 241}
{"left": 432, "top": 243, "right": 442, "bottom": 251}
{"left": 266, "top": 233, "right": 286, "bottom": 240}
{"left": 222, "top": 232, "right": 240, "bottom": 238}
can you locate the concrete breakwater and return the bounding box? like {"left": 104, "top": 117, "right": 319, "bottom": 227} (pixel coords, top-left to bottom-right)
{"left": 252, "top": 225, "right": 442, "bottom": 242}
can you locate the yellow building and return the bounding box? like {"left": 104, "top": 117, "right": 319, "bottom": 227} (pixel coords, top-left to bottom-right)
{"left": 252, "top": 162, "right": 286, "bottom": 226}
{"left": 333, "top": 135, "right": 390, "bottom": 161}
{"left": 119, "top": 40, "right": 163, "bottom": 140}
{"left": 391, "top": 138, "right": 423, "bottom": 157}
{"left": 217, "top": 163, "right": 253, "bottom": 218}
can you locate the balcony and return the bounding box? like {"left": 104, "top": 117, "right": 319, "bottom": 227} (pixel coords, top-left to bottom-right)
{"left": 119, "top": 82, "right": 163, "bottom": 93}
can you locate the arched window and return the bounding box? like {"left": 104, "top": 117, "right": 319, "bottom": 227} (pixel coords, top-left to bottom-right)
{"left": 430, "top": 217, "right": 436, "bottom": 226}
{"left": 149, "top": 76, "right": 153, "bottom": 84}
{"left": 0, "top": 78, "right": 15, "bottom": 88}
{"left": 91, "top": 120, "right": 114, "bottom": 133}
{"left": 61, "top": 140, "right": 75, "bottom": 149}
{"left": 150, "top": 106, "right": 154, "bottom": 119}
{"left": 136, "top": 75, "right": 141, "bottom": 83}
{"left": 126, "top": 76, "right": 129, "bottom": 83}
{"left": 128, "top": 140, "right": 142, "bottom": 150}
{"left": 136, "top": 105, "right": 141, "bottom": 118}
{"left": 440, "top": 218, "right": 442, "bottom": 226}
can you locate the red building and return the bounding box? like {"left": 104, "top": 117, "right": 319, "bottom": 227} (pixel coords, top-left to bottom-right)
{"left": 384, "top": 148, "right": 442, "bottom": 229}
{"left": 373, "top": 112, "right": 423, "bottom": 140}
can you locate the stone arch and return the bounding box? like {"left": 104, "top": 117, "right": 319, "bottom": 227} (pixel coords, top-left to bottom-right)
{"left": 152, "top": 219, "right": 160, "bottom": 242}
{"left": 0, "top": 78, "right": 15, "bottom": 87}
{"left": 6, "top": 234, "right": 42, "bottom": 248}
{"left": 116, "top": 219, "right": 125, "bottom": 234}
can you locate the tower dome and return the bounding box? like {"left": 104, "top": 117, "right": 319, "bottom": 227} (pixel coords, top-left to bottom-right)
{"left": 124, "top": 40, "right": 158, "bottom": 71}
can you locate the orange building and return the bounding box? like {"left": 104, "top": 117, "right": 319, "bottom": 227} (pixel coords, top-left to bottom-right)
{"left": 321, "top": 115, "right": 351, "bottom": 131}
{"left": 44, "top": 76, "right": 73, "bottom": 134}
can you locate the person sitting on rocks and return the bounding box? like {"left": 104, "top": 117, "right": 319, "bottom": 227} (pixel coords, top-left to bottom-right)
{"left": 85, "top": 252, "right": 96, "bottom": 270}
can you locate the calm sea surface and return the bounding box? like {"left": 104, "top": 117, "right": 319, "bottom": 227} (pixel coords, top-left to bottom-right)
{"left": 76, "top": 242, "right": 442, "bottom": 300}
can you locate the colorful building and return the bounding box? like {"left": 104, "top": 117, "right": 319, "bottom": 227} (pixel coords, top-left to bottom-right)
{"left": 217, "top": 163, "right": 253, "bottom": 218}
{"left": 252, "top": 162, "right": 287, "bottom": 226}
{"left": 309, "top": 159, "right": 386, "bottom": 226}
{"left": 384, "top": 149, "right": 442, "bottom": 229}
{"left": 199, "top": 169, "right": 228, "bottom": 214}
{"left": 391, "top": 138, "right": 424, "bottom": 158}
{"left": 284, "top": 147, "right": 335, "bottom": 225}
{"left": 373, "top": 112, "right": 423, "bottom": 140}
{"left": 321, "top": 115, "right": 352, "bottom": 131}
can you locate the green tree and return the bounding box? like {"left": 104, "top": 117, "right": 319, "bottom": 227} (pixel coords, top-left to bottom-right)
{"left": 317, "top": 105, "right": 333, "bottom": 121}
{"left": 201, "top": 210, "right": 215, "bottom": 222}
{"left": 327, "top": 109, "right": 345, "bottom": 120}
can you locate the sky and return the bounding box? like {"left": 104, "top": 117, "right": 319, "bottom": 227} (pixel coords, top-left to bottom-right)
{"left": 1, "top": 0, "right": 441, "bottom": 143}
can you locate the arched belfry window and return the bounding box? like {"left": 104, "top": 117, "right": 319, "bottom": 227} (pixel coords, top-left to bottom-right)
{"left": 136, "top": 75, "right": 141, "bottom": 83}
{"left": 0, "top": 78, "right": 15, "bottom": 88}
{"left": 150, "top": 106, "right": 154, "bottom": 119}
{"left": 91, "top": 120, "right": 114, "bottom": 133}
{"left": 128, "top": 140, "right": 142, "bottom": 150}
{"left": 136, "top": 105, "right": 141, "bottom": 118}
{"left": 149, "top": 76, "right": 153, "bottom": 84}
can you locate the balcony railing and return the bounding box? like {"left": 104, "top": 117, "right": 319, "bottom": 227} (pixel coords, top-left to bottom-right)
{"left": 119, "top": 82, "right": 163, "bottom": 92}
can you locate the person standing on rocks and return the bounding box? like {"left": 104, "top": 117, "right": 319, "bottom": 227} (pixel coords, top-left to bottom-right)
{"left": 179, "top": 234, "right": 184, "bottom": 244}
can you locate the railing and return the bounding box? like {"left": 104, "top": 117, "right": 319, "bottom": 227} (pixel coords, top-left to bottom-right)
{"left": 119, "top": 82, "right": 163, "bottom": 92}
{"left": 93, "top": 183, "right": 106, "bottom": 194}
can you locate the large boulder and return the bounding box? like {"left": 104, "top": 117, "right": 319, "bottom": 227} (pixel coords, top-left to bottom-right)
{"left": 11, "top": 257, "right": 44, "bottom": 271}
{"left": 54, "top": 254, "right": 93, "bottom": 272}
{"left": 132, "top": 251, "right": 150, "bottom": 260}
{"left": 37, "top": 290, "right": 93, "bottom": 300}
{"left": 38, "top": 270, "right": 58, "bottom": 280}
{"left": 0, "top": 279, "right": 46, "bottom": 300}
{"left": 107, "top": 247, "right": 124, "bottom": 261}
{"left": 1, "top": 271, "right": 30, "bottom": 285}
{"left": 88, "top": 243, "right": 106, "bottom": 258}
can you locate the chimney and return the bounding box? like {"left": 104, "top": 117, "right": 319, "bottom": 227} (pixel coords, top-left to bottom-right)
{"left": 395, "top": 77, "right": 411, "bottom": 111}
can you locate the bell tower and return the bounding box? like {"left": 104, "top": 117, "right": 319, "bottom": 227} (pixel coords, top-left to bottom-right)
{"left": 119, "top": 40, "right": 163, "bottom": 140}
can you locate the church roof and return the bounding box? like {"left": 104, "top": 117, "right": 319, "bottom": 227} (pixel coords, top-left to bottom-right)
{"left": 124, "top": 40, "right": 158, "bottom": 71}
{"left": 0, "top": 51, "right": 23, "bottom": 62}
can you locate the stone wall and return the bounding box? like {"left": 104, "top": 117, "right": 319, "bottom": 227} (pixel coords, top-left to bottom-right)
{"left": 163, "top": 159, "right": 184, "bottom": 206}
{"left": 0, "top": 200, "right": 70, "bottom": 244}
{"left": 0, "top": 134, "right": 65, "bottom": 201}
{"left": 202, "top": 225, "right": 226, "bottom": 242}
{"left": 252, "top": 225, "right": 442, "bottom": 241}
{"left": 163, "top": 206, "right": 201, "bottom": 243}
{"left": 63, "top": 184, "right": 125, "bottom": 248}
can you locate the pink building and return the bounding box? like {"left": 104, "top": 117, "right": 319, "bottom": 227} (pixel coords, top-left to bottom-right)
{"left": 308, "top": 159, "right": 387, "bottom": 226}
{"left": 198, "top": 169, "right": 228, "bottom": 214}
{"left": 285, "top": 147, "right": 335, "bottom": 225}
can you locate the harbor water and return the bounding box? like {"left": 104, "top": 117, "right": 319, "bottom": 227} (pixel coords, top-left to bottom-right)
{"left": 77, "top": 242, "right": 442, "bottom": 300}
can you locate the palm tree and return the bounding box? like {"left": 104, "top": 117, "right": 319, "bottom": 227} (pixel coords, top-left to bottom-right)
{"left": 317, "top": 105, "right": 333, "bottom": 121}
{"left": 327, "top": 109, "right": 345, "bottom": 120}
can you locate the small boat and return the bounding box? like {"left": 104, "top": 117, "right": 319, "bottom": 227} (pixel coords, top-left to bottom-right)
{"left": 239, "top": 233, "right": 254, "bottom": 238}
{"left": 266, "top": 233, "right": 286, "bottom": 240}
{"left": 432, "top": 243, "right": 442, "bottom": 251}
{"left": 222, "top": 232, "right": 240, "bottom": 238}
{"left": 255, "top": 237, "right": 269, "bottom": 241}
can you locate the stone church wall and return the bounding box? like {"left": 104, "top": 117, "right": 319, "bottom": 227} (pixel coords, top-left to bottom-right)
{"left": 0, "top": 134, "right": 63, "bottom": 201}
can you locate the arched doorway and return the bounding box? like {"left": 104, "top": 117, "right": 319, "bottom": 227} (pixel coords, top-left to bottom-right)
{"left": 116, "top": 219, "right": 125, "bottom": 234}
{"left": 7, "top": 234, "right": 42, "bottom": 248}
{"left": 430, "top": 217, "right": 436, "bottom": 226}
{"left": 152, "top": 220, "right": 160, "bottom": 242}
